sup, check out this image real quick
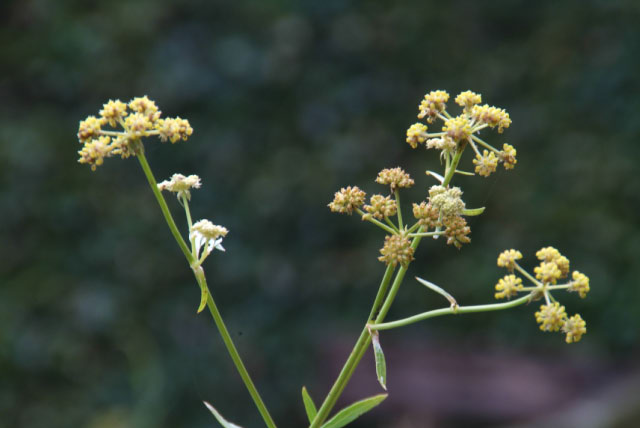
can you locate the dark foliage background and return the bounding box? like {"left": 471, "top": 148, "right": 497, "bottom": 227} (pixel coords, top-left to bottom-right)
{"left": 1, "top": 0, "right": 639, "bottom": 427}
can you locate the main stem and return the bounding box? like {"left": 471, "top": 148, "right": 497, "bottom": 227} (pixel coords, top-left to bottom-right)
{"left": 135, "top": 145, "right": 277, "bottom": 428}
{"left": 310, "top": 146, "right": 465, "bottom": 427}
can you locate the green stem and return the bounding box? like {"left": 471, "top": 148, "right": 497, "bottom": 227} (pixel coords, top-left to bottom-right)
{"left": 442, "top": 148, "right": 464, "bottom": 187}
{"left": 384, "top": 216, "right": 399, "bottom": 233}
{"left": 370, "top": 294, "right": 531, "bottom": 330}
{"left": 514, "top": 262, "right": 542, "bottom": 287}
{"left": 194, "top": 270, "right": 278, "bottom": 428}
{"left": 471, "top": 134, "right": 500, "bottom": 153}
{"left": 356, "top": 209, "right": 397, "bottom": 235}
{"left": 135, "top": 145, "right": 193, "bottom": 264}
{"left": 310, "top": 234, "right": 423, "bottom": 428}
{"left": 135, "top": 145, "right": 277, "bottom": 428}
{"left": 394, "top": 190, "right": 403, "bottom": 230}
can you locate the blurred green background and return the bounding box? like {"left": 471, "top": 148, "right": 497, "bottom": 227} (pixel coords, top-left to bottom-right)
{"left": 1, "top": 0, "right": 639, "bottom": 427}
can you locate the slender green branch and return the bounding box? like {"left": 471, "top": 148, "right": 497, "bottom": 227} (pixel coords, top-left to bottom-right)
{"left": 309, "top": 264, "right": 397, "bottom": 428}
{"left": 370, "top": 294, "right": 531, "bottom": 330}
{"left": 194, "top": 270, "right": 278, "bottom": 428}
{"left": 384, "top": 216, "right": 399, "bottom": 233}
{"left": 514, "top": 262, "right": 541, "bottom": 287}
{"left": 407, "top": 221, "right": 422, "bottom": 234}
{"left": 408, "top": 231, "right": 441, "bottom": 238}
{"left": 471, "top": 134, "right": 500, "bottom": 152}
{"left": 181, "top": 194, "right": 194, "bottom": 232}
{"left": 135, "top": 145, "right": 194, "bottom": 264}
{"left": 394, "top": 190, "right": 403, "bottom": 230}
{"left": 442, "top": 148, "right": 464, "bottom": 187}
{"left": 310, "top": 233, "right": 424, "bottom": 428}
{"left": 356, "top": 209, "right": 398, "bottom": 235}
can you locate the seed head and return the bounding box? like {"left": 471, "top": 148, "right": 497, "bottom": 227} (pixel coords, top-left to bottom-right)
{"left": 328, "top": 186, "right": 366, "bottom": 215}
{"left": 78, "top": 116, "right": 106, "bottom": 143}
{"left": 500, "top": 144, "right": 517, "bottom": 169}
{"left": 412, "top": 202, "right": 439, "bottom": 230}
{"left": 443, "top": 216, "right": 471, "bottom": 249}
{"left": 418, "top": 90, "right": 449, "bottom": 123}
{"left": 99, "top": 100, "right": 128, "bottom": 127}
{"left": 470, "top": 104, "right": 511, "bottom": 133}
{"left": 364, "top": 194, "right": 397, "bottom": 220}
{"left": 378, "top": 235, "right": 414, "bottom": 267}
{"left": 129, "top": 95, "right": 161, "bottom": 122}
{"left": 156, "top": 117, "right": 194, "bottom": 143}
{"left": 375, "top": 167, "right": 414, "bottom": 192}
{"left": 77, "top": 136, "right": 113, "bottom": 171}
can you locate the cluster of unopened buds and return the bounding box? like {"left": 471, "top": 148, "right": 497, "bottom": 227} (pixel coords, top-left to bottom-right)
{"left": 77, "top": 96, "right": 193, "bottom": 170}
{"left": 495, "top": 247, "right": 589, "bottom": 343}
{"left": 406, "top": 90, "right": 516, "bottom": 177}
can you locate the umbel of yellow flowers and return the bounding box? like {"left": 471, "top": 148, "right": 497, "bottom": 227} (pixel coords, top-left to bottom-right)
{"left": 77, "top": 96, "right": 193, "bottom": 170}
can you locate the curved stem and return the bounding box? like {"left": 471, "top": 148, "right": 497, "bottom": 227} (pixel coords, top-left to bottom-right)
{"left": 136, "top": 145, "right": 277, "bottom": 428}
{"left": 135, "top": 146, "right": 193, "bottom": 264}
{"left": 370, "top": 293, "right": 531, "bottom": 330}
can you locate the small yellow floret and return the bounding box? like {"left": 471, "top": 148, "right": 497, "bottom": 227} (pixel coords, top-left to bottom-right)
{"left": 563, "top": 314, "right": 587, "bottom": 343}
{"left": 535, "top": 302, "right": 566, "bottom": 332}
{"left": 497, "top": 249, "right": 522, "bottom": 271}
{"left": 495, "top": 274, "right": 523, "bottom": 299}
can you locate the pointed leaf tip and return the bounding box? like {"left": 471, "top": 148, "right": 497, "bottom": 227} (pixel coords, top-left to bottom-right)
{"left": 203, "top": 402, "right": 244, "bottom": 428}
{"left": 302, "top": 386, "right": 318, "bottom": 423}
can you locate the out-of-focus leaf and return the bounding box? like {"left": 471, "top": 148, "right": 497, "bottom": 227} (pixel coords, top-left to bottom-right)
{"left": 370, "top": 329, "right": 387, "bottom": 390}
{"left": 203, "top": 401, "right": 244, "bottom": 428}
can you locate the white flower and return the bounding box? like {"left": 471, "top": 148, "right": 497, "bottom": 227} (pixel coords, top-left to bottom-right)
{"left": 157, "top": 173, "right": 201, "bottom": 200}
{"left": 190, "top": 219, "right": 228, "bottom": 260}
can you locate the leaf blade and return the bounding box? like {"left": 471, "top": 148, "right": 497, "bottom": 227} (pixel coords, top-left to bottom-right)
{"left": 302, "top": 386, "right": 318, "bottom": 423}
{"left": 320, "top": 394, "right": 387, "bottom": 428}
{"left": 203, "top": 401, "right": 244, "bottom": 428}
{"left": 370, "top": 330, "right": 387, "bottom": 390}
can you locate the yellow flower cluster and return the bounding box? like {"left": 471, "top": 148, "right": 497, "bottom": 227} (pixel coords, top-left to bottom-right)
{"left": 378, "top": 235, "right": 414, "bottom": 267}
{"left": 495, "top": 247, "right": 590, "bottom": 343}
{"left": 494, "top": 274, "right": 523, "bottom": 299}
{"left": 417, "top": 90, "right": 449, "bottom": 123}
{"left": 406, "top": 123, "right": 428, "bottom": 149}
{"left": 535, "top": 303, "right": 587, "bottom": 343}
{"left": 364, "top": 195, "right": 397, "bottom": 220}
{"left": 497, "top": 249, "right": 523, "bottom": 271}
{"left": 406, "top": 89, "right": 516, "bottom": 178}
{"left": 328, "top": 186, "right": 366, "bottom": 215}
{"left": 77, "top": 96, "right": 193, "bottom": 170}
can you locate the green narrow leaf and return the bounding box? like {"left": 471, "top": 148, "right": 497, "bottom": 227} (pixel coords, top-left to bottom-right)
{"left": 320, "top": 394, "right": 387, "bottom": 428}
{"left": 302, "top": 386, "right": 318, "bottom": 423}
{"left": 370, "top": 329, "right": 387, "bottom": 390}
{"left": 197, "top": 286, "right": 208, "bottom": 313}
{"left": 454, "top": 169, "right": 475, "bottom": 176}
{"left": 461, "top": 207, "right": 485, "bottom": 216}
{"left": 203, "top": 402, "right": 244, "bottom": 428}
